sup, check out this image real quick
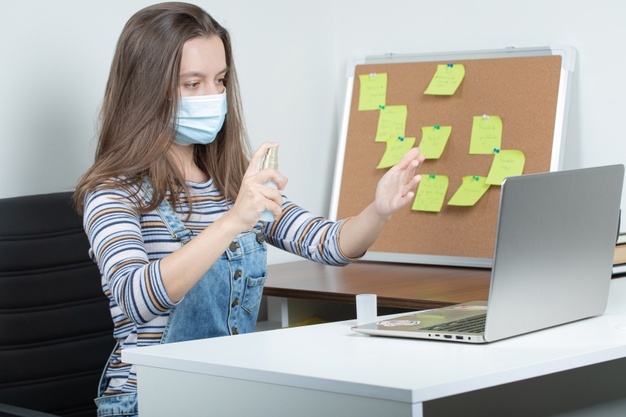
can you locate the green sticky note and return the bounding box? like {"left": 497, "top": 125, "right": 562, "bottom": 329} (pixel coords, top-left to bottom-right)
{"left": 375, "top": 105, "right": 408, "bottom": 142}
{"left": 424, "top": 64, "right": 465, "bottom": 95}
{"left": 377, "top": 137, "right": 416, "bottom": 169}
{"left": 358, "top": 73, "right": 388, "bottom": 111}
{"left": 469, "top": 115, "right": 503, "bottom": 154}
{"left": 486, "top": 150, "right": 526, "bottom": 185}
{"left": 448, "top": 176, "right": 491, "bottom": 206}
{"left": 419, "top": 125, "right": 452, "bottom": 159}
{"left": 411, "top": 175, "right": 449, "bottom": 213}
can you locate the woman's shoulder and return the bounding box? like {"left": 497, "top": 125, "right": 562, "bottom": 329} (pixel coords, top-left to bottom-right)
{"left": 84, "top": 177, "right": 144, "bottom": 213}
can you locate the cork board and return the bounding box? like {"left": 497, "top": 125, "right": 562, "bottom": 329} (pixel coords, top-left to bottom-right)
{"left": 330, "top": 48, "right": 574, "bottom": 267}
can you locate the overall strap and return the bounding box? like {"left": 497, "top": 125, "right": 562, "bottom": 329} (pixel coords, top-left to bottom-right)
{"left": 141, "top": 179, "right": 192, "bottom": 245}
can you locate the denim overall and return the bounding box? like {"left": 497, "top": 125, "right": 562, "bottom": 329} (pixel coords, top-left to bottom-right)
{"left": 159, "top": 198, "right": 268, "bottom": 342}
{"left": 96, "top": 188, "right": 267, "bottom": 416}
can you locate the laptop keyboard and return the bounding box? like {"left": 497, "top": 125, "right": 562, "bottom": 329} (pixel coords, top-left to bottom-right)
{"left": 421, "top": 314, "right": 486, "bottom": 334}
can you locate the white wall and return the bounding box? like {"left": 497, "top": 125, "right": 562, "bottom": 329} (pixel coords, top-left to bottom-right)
{"left": 1, "top": 1, "right": 625, "bottom": 264}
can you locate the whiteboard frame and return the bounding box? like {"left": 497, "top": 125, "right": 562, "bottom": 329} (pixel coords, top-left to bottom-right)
{"left": 329, "top": 46, "right": 577, "bottom": 268}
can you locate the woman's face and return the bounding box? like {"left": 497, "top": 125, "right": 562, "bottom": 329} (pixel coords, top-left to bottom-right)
{"left": 178, "top": 35, "right": 227, "bottom": 97}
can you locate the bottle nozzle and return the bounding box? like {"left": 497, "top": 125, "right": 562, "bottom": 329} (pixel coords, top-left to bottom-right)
{"left": 262, "top": 147, "right": 279, "bottom": 170}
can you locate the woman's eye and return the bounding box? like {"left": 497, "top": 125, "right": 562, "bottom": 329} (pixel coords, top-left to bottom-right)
{"left": 185, "top": 82, "right": 199, "bottom": 89}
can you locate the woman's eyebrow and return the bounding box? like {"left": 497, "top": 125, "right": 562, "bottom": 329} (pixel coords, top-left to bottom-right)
{"left": 179, "top": 71, "right": 205, "bottom": 79}
{"left": 179, "top": 67, "right": 229, "bottom": 79}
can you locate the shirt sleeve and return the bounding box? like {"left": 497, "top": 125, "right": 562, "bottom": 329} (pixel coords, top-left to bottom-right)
{"left": 83, "top": 186, "right": 178, "bottom": 325}
{"left": 263, "top": 197, "right": 361, "bottom": 266}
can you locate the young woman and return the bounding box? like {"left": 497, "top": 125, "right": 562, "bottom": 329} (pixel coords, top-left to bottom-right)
{"left": 74, "top": 3, "right": 424, "bottom": 416}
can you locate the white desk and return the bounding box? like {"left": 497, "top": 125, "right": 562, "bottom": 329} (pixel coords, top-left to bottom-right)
{"left": 124, "top": 278, "right": 626, "bottom": 417}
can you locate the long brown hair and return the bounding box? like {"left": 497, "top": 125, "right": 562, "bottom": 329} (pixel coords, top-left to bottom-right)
{"left": 74, "top": 2, "right": 250, "bottom": 214}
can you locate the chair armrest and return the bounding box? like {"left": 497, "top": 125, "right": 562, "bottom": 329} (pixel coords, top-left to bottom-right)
{"left": 0, "top": 403, "right": 58, "bottom": 417}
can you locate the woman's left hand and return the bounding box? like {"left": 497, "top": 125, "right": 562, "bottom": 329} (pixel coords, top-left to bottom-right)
{"left": 373, "top": 147, "right": 425, "bottom": 219}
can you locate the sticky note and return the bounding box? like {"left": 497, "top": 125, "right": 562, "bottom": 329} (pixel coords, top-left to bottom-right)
{"left": 375, "top": 105, "right": 408, "bottom": 143}
{"left": 377, "top": 137, "right": 416, "bottom": 169}
{"left": 424, "top": 64, "right": 465, "bottom": 96}
{"left": 486, "top": 150, "right": 526, "bottom": 185}
{"left": 358, "top": 73, "right": 388, "bottom": 111}
{"left": 419, "top": 125, "right": 452, "bottom": 159}
{"left": 469, "top": 115, "right": 503, "bottom": 154}
{"left": 448, "top": 176, "right": 491, "bottom": 206}
{"left": 411, "top": 175, "right": 449, "bottom": 213}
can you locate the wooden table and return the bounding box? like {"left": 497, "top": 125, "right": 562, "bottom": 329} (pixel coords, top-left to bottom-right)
{"left": 263, "top": 261, "right": 491, "bottom": 326}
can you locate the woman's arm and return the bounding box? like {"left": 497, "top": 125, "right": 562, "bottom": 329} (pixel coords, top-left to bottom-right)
{"left": 84, "top": 187, "right": 177, "bottom": 325}
{"left": 264, "top": 147, "right": 424, "bottom": 264}
{"left": 159, "top": 142, "right": 287, "bottom": 302}
{"left": 338, "top": 148, "right": 424, "bottom": 258}
{"left": 87, "top": 143, "right": 287, "bottom": 316}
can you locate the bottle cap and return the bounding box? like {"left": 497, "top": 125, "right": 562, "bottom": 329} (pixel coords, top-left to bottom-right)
{"left": 262, "top": 147, "right": 279, "bottom": 169}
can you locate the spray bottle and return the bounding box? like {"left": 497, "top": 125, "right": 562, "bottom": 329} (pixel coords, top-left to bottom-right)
{"left": 259, "top": 147, "right": 279, "bottom": 222}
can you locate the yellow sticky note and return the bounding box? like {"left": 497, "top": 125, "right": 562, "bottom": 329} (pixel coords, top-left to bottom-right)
{"left": 377, "top": 137, "right": 416, "bottom": 169}
{"left": 375, "top": 105, "right": 407, "bottom": 142}
{"left": 424, "top": 64, "right": 465, "bottom": 95}
{"left": 358, "top": 73, "right": 387, "bottom": 111}
{"left": 486, "top": 150, "right": 526, "bottom": 185}
{"left": 469, "top": 115, "right": 503, "bottom": 154}
{"left": 419, "top": 125, "right": 452, "bottom": 159}
{"left": 412, "top": 175, "right": 449, "bottom": 213}
{"left": 448, "top": 176, "right": 491, "bottom": 206}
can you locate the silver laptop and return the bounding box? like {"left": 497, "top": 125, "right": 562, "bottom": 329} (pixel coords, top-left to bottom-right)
{"left": 352, "top": 165, "right": 624, "bottom": 343}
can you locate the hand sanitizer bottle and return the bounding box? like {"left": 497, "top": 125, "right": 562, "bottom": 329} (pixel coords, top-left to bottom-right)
{"left": 259, "top": 147, "right": 279, "bottom": 222}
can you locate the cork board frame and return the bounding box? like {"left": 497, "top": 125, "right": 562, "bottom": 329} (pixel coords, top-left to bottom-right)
{"left": 329, "top": 46, "right": 576, "bottom": 267}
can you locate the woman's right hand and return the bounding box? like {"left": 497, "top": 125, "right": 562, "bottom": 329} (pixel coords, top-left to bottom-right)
{"left": 227, "top": 142, "right": 288, "bottom": 230}
{"left": 160, "top": 143, "right": 286, "bottom": 302}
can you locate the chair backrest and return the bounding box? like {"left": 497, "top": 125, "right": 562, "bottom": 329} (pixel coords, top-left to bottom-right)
{"left": 0, "top": 192, "right": 115, "bottom": 417}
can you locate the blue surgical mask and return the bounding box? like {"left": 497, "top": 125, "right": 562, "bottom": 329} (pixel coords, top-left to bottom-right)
{"left": 174, "top": 90, "right": 227, "bottom": 146}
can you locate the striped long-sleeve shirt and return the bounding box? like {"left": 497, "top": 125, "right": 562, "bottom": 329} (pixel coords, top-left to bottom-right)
{"left": 84, "top": 178, "right": 356, "bottom": 394}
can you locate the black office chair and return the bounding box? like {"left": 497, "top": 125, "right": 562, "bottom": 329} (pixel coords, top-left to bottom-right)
{"left": 0, "top": 192, "right": 115, "bottom": 417}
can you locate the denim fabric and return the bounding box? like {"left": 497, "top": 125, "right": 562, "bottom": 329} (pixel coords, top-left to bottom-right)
{"left": 143, "top": 178, "right": 193, "bottom": 243}
{"left": 95, "top": 359, "right": 138, "bottom": 417}
{"left": 155, "top": 200, "right": 192, "bottom": 244}
{"left": 94, "top": 392, "right": 138, "bottom": 417}
{"left": 162, "top": 230, "right": 267, "bottom": 342}
{"left": 159, "top": 196, "right": 267, "bottom": 342}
